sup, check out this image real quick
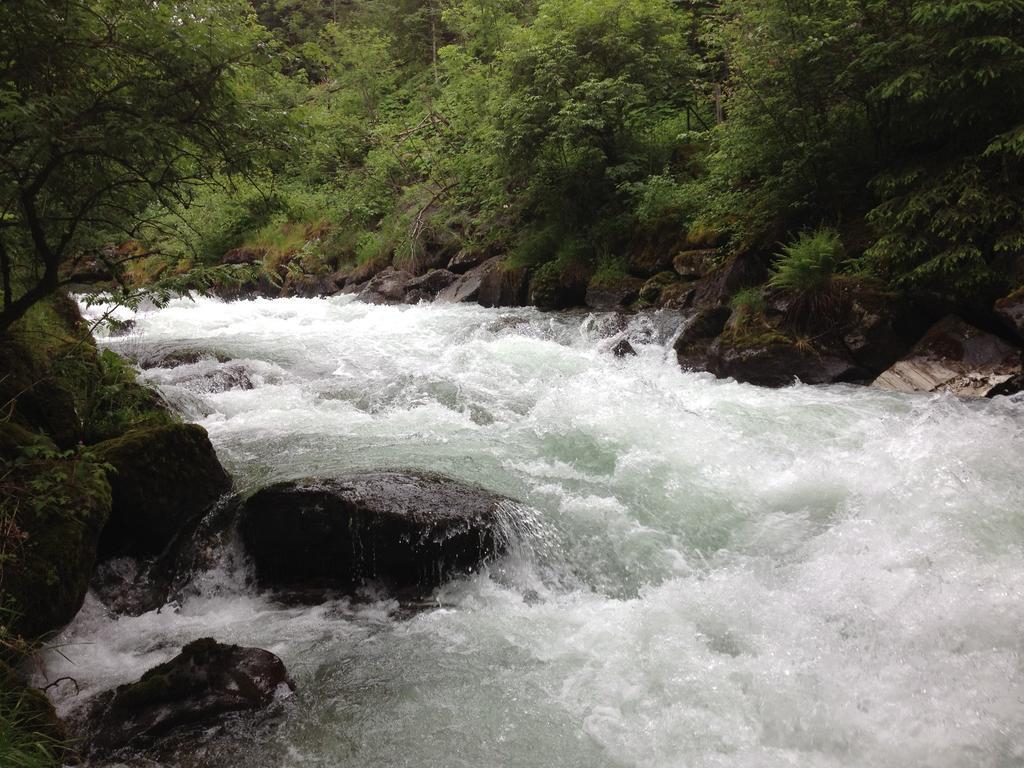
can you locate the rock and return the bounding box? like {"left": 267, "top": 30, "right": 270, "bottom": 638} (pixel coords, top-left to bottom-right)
{"left": 585, "top": 276, "right": 644, "bottom": 310}
{"left": 611, "top": 339, "right": 637, "bottom": 357}
{"left": 84, "top": 638, "right": 293, "bottom": 757}
{"left": 447, "top": 249, "right": 490, "bottom": 274}
{"left": 404, "top": 269, "right": 460, "bottom": 303}
{"left": 995, "top": 288, "right": 1024, "bottom": 344}
{"left": 436, "top": 256, "right": 528, "bottom": 307}
{"left": 238, "top": 471, "right": 513, "bottom": 599}
{"left": 637, "top": 272, "right": 679, "bottom": 305}
{"left": 690, "top": 253, "right": 769, "bottom": 309}
{"left": 839, "top": 289, "right": 931, "bottom": 375}
{"left": 708, "top": 334, "right": 867, "bottom": 387}
{"left": 478, "top": 258, "right": 530, "bottom": 308}
{"left": 93, "top": 423, "right": 232, "bottom": 558}
{"left": 359, "top": 267, "right": 414, "bottom": 304}
{"left": 872, "top": 315, "right": 1024, "bottom": 397}
{"left": 674, "top": 306, "right": 731, "bottom": 370}
{"left": 673, "top": 249, "right": 719, "bottom": 280}
{"left": 92, "top": 496, "right": 242, "bottom": 616}
{"left": 1, "top": 447, "right": 111, "bottom": 637}
{"left": 137, "top": 348, "right": 230, "bottom": 370}
{"left": 436, "top": 268, "right": 484, "bottom": 303}
{"left": 529, "top": 263, "right": 588, "bottom": 310}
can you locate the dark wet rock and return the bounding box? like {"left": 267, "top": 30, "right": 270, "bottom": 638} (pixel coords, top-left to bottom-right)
{"left": 447, "top": 249, "right": 491, "bottom": 274}
{"left": 478, "top": 257, "right": 530, "bottom": 308}
{"left": 637, "top": 272, "right": 680, "bottom": 305}
{"left": 585, "top": 276, "right": 644, "bottom": 310}
{"left": 708, "top": 335, "right": 866, "bottom": 387}
{"left": 238, "top": 472, "right": 513, "bottom": 599}
{"left": 281, "top": 271, "right": 340, "bottom": 298}
{"left": 93, "top": 496, "right": 242, "bottom": 616}
{"left": 404, "top": 269, "right": 460, "bottom": 303}
{"left": 94, "top": 423, "right": 232, "bottom": 559}
{"left": 0, "top": 437, "right": 111, "bottom": 637}
{"left": 529, "top": 264, "right": 588, "bottom": 310}
{"left": 359, "top": 267, "right": 414, "bottom": 304}
{"left": 611, "top": 339, "right": 637, "bottom": 357}
{"left": 673, "top": 249, "right": 719, "bottom": 280}
{"left": 674, "top": 307, "right": 731, "bottom": 370}
{"left": 839, "top": 289, "right": 931, "bottom": 375}
{"left": 436, "top": 256, "right": 528, "bottom": 307}
{"left": 84, "top": 638, "right": 294, "bottom": 758}
{"left": 872, "top": 315, "right": 1024, "bottom": 397}
{"left": 137, "top": 348, "right": 230, "bottom": 370}
{"left": 995, "top": 288, "right": 1024, "bottom": 344}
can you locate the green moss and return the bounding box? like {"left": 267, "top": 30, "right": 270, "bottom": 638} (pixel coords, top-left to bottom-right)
{"left": 0, "top": 448, "right": 111, "bottom": 639}
{"left": 83, "top": 350, "right": 174, "bottom": 444}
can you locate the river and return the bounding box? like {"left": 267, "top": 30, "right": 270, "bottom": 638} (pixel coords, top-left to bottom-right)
{"left": 48, "top": 295, "right": 1024, "bottom": 767}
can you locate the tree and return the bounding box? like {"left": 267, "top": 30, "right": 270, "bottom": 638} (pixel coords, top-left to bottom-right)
{"left": 0, "top": 0, "right": 285, "bottom": 333}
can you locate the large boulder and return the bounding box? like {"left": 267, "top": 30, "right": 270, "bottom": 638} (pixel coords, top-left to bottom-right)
{"left": 707, "top": 336, "right": 865, "bottom": 387}
{"left": 447, "top": 248, "right": 490, "bottom": 274}
{"left": 403, "top": 269, "right": 460, "bottom": 303}
{"left": 840, "top": 288, "right": 932, "bottom": 375}
{"left": 238, "top": 472, "right": 513, "bottom": 598}
{"left": 872, "top": 315, "right": 1024, "bottom": 397}
{"left": 84, "top": 638, "right": 293, "bottom": 758}
{"left": 93, "top": 423, "right": 232, "bottom": 558}
{"left": 359, "top": 267, "right": 414, "bottom": 304}
{"left": 0, "top": 442, "right": 111, "bottom": 638}
{"left": 478, "top": 258, "right": 530, "bottom": 308}
{"left": 690, "top": 253, "right": 769, "bottom": 309}
{"left": 674, "top": 306, "right": 732, "bottom": 371}
{"left": 585, "top": 275, "right": 644, "bottom": 310}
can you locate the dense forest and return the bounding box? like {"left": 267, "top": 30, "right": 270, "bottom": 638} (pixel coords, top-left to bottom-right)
{"left": 2, "top": 2, "right": 1024, "bottom": 765}
{"left": 3, "top": 0, "right": 1023, "bottom": 331}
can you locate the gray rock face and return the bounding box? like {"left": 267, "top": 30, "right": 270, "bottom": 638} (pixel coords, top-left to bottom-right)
{"left": 359, "top": 267, "right": 414, "bottom": 304}
{"left": 85, "top": 638, "right": 293, "bottom": 757}
{"left": 873, "top": 315, "right": 1024, "bottom": 397}
{"left": 238, "top": 472, "right": 513, "bottom": 599}
{"left": 707, "top": 338, "right": 866, "bottom": 387}
{"left": 404, "top": 269, "right": 460, "bottom": 303}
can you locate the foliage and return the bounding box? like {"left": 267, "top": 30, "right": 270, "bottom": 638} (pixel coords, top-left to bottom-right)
{"left": 0, "top": 0, "right": 290, "bottom": 332}
{"left": 728, "top": 287, "right": 767, "bottom": 330}
{"left": 769, "top": 228, "right": 843, "bottom": 296}
{"left": 0, "top": 684, "right": 63, "bottom": 768}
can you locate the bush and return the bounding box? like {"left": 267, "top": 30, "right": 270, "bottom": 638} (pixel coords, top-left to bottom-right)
{"left": 769, "top": 228, "right": 843, "bottom": 295}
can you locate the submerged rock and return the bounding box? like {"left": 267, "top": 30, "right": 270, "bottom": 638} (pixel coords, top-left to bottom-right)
{"left": 84, "top": 638, "right": 293, "bottom": 758}
{"left": 238, "top": 471, "right": 512, "bottom": 599}
{"left": 94, "top": 423, "right": 232, "bottom": 558}
{"left": 611, "top": 338, "right": 637, "bottom": 357}
{"left": 873, "top": 315, "right": 1024, "bottom": 397}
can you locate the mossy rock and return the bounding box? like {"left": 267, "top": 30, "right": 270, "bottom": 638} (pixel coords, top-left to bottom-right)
{"left": 584, "top": 273, "right": 643, "bottom": 310}
{"left": 93, "top": 424, "right": 232, "bottom": 558}
{"left": 529, "top": 261, "right": 588, "bottom": 310}
{"left": 83, "top": 350, "right": 174, "bottom": 444}
{"left": 0, "top": 422, "right": 56, "bottom": 463}
{"left": 1, "top": 451, "right": 111, "bottom": 638}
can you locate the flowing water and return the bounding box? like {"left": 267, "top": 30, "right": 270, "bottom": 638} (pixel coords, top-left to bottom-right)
{"left": 46, "top": 295, "right": 1024, "bottom": 767}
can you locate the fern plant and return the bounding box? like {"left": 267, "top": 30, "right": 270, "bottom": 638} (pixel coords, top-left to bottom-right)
{"left": 769, "top": 228, "right": 845, "bottom": 327}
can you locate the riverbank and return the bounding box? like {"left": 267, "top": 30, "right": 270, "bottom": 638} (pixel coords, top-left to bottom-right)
{"left": 210, "top": 245, "right": 1024, "bottom": 397}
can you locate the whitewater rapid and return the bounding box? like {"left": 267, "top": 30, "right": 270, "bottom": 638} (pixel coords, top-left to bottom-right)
{"left": 49, "top": 295, "right": 1024, "bottom": 767}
